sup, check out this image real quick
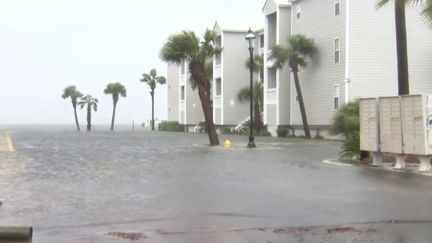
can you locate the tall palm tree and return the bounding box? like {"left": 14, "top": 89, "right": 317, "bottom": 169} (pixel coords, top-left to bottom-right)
{"left": 237, "top": 82, "right": 264, "bottom": 133}
{"left": 104, "top": 82, "right": 127, "bottom": 131}
{"left": 271, "top": 34, "right": 317, "bottom": 139}
{"left": 160, "top": 29, "right": 222, "bottom": 145}
{"left": 78, "top": 95, "right": 98, "bottom": 131}
{"left": 61, "top": 85, "right": 83, "bottom": 131}
{"left": 246, "top": 54, "right": 264, "bottom": 82}
{"left": 377, "top": 0, "right": 432, "bottom": 95}
{"left": 140, "top": 69, "right": 166, "bottom": 131}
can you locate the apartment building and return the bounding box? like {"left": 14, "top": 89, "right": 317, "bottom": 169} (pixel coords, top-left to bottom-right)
{"left": 166, "top": 62, "right": 204, "bottom": 131}
{"left": 213, "top": 22, "right": 264, "bottom": 128}
{"left": 263, "top": 0, "right": 292, "bottom": 134}
{"left": 167, "top": 63, "right": 179, "bottom": 122}
{"left": 263, "top": 0, "right": 432, "bottom": 137}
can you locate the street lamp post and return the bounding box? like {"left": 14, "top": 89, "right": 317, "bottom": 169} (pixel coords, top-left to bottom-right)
{"left": 246, "top": 28, "right": 256, "bottom": 148}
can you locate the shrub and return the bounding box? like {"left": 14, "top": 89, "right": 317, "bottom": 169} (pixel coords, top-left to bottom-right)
{"left": 158, "top": 121, "right": 184, "bottom": 132}
{"left": 257, "top": 130, "right": 272, "bottom": 137}
{"left": 222, "top": 128, "right": 233, "bottom": 134}
{"left": 330, "top": 100, "right": 365, "bottom": 160}
{"left": 277, "top": 127, "right": 288, "bottom": 137}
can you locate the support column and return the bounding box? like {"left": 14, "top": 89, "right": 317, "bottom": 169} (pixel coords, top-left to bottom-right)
{"left": 372, "top": 152, "right": 383, "bottom": 167}
{"left": 418, "top": 156, "right": 432, "bottom": 172}
{"left": 394, "top": 154, "right": 406, "bottom": 170}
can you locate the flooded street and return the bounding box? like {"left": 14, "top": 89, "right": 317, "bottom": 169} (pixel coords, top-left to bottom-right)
{"left": 1, "top": 126, "right": 432, "bottom": 242}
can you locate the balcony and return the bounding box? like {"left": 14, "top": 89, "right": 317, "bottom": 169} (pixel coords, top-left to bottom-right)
{"left": 266, "top": 89, "right": 277, "bottom": 104}
{"left": 214, "top": 96, "right": 222, "bottom": 108}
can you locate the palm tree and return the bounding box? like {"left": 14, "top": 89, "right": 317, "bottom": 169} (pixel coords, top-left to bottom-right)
{"left": 160, "top": 29, "right": 222, "bottom": 145}
{"left": 424, "top": 0, "right": 432, "bottom": 24}
{"left": 104, "top": 83, "right": 127, "bottom": 131}
{"left": 271, "top": 34, "right": 317, "bottom": 139}
{"left": 140, "top": 69, "right": 166, "bottom": 131}
{"left": 237, "top": 82, "right": 264, "bottom": 133}
{"left": 377, "top": 0, "right": 432, "bottom": 95}
{"left": 78, "top": 95, "right": 98, "bottom": 131}
{"left": 61, "top": 85, "right": 83, "bottom": 131}
{"left": 246, "top": 54, "right": 264, "bottom": 82}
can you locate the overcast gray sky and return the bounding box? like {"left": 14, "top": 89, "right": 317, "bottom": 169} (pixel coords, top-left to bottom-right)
{"left": 0, "top": 0, "right": 265, "bottom": 125}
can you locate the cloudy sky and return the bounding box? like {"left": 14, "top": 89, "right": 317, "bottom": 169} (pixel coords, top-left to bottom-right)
{"left": 0, "top": 0, "right": 265, "bottom": 125}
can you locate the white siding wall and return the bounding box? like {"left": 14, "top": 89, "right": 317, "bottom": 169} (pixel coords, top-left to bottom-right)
{"left": 167, "top": 64, "right": 179, "bottom": 122}
{"left": 291, "top": 0, "right": 346, "bottom": 126}
{"left": 221, "top": 32, "right": 251, "bottom": 125}
{"left": 407, "top": 5, "right": 432, "bottom": 94}
{"left": 185, "top": 73, "right": 204, "bottom": 125}
{"left": 264, "top": 12, "right": 277, "bottom": 126}
{"left": 349, "top": 1, "right": 397, "bottom": 98}
{"left": 350, "top": 1, "right": 432, "bottom": 99}
{"left": 277, "top": 6, "right": 292, "bottom": 125}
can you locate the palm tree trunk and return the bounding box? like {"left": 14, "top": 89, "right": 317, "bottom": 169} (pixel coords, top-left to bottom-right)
{"left": 254, "top": 101, "right": 262, "bottom": 133}
{"left": 87, "top": 104, "right": 91, "bottom": 131}
{"left": 151, "top": 90, "right": 155, "bottom": 131}
{"left": 395, "top": 0, "right": 410, "bottom": 95}
{"left": 110, "top": 101, "right": 117, "bottom": 131}
{"left": 190, "top": 61, "right": 220, "bottom": 146}
{"left": 73, "top": 106, "right": 80, "bottom": 131}
{"left": 292, "top": 69, "right": 311, "bottom": 138}
{"left": 197, "top": 84, "right": 220, "bottom": 145}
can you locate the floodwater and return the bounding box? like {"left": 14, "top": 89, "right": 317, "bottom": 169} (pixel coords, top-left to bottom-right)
{"left": 1, "top": 126, "right": 432, "bottom": 242}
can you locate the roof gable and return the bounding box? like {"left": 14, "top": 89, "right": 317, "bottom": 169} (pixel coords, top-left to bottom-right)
{"left": 262, "top": 0, "right": 291, "bottom": 15}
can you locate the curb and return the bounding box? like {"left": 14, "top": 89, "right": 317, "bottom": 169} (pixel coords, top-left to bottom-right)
{"left": 323, "top": 158, "right": 432, "bottom": 177}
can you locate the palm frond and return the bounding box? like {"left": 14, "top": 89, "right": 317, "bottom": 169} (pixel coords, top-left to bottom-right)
{"left": 140, "top": 69, "right": 166, "bottom": 89}
{"left": 62, "top": 85, "right": 83, "bottom": 99}
{"left": 160, "top": 31, "right": 199, "bottom": 64}
{"left": 423, "top": 0, "right": 432, "bottom": 26}
{"left": 246, "top": 54, "right": 264, "bottom": 72}
{"left": 236, "top": 87, "right": 250, "bottom": 102}
{"left": 377, "top": 0, "right": 391, "bottom": 9}
{"left": 104, "top": 83, "right": 127, "bottom": 98}
{"left": 236, "top": 82, "right": 264, "bottom": 110}
{"left": 270, "top": 45, "right": 289, "bottom": 69}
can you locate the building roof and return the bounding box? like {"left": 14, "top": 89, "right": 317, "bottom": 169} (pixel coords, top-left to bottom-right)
{"left": 262, "top": 0, "right": 291, "bottom": 15}
{"left": 213, "top": 21, "right": 263, "bottom": 35}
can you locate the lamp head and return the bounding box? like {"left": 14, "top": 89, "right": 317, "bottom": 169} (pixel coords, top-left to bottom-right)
{"left": 245, "top": 28, "right": 256, "bottom": 49}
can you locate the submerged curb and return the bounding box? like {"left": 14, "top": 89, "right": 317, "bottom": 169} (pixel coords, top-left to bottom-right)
{"left": 323, "top": 158, "right": 432, "bottom": 177}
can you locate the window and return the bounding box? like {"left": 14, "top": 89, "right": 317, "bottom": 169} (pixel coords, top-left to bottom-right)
{"left": 334, "top": 0, "right": 340, "bottom": 16}
{"left": 215, "top": 36, "right": 222, "bottom": 65}
{"left": 215, "top": 78, "right": 222, "bottom": 96}
{"left": 180, "top": 86, "right": 185, "bottom": 100}
{"left": 268, "top": 69, "right": 277, "bottom": 89}
{"left": 181, "top": 61, "right": 186, "bottom": 74}
{"left": 296, "top": 6, "right": 301, "bottom": 19}
{"left": 215, "top": 53, "right": 222, "bottom": 65}
{"left": 334, "top": 38, "right": 340, "bottom": 64}
{"left": 259, "top": 34, "right": 264, "bottom": 49}
{"left": 333, "top": 84, "right": 340, "bottom": 109}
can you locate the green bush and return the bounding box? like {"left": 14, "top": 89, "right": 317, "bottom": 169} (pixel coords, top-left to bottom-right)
{"left": 277, "top": 127, "right": 288, "bottom": 137}
{"left": 222, "top": 128, "right": 233, "bottom": 134}
{"left": 330, "top": 100, "right": 363, "bottom": 160}
{"left": 257, "top": 130, "right": 272, "bottom": 137}
{"left": 158, "top": 121, "right": 184, "bottom": 132}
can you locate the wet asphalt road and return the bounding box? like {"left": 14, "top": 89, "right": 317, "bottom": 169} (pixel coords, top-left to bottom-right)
{"left": 1, "top": 126, "right": 432, "bottom": 242}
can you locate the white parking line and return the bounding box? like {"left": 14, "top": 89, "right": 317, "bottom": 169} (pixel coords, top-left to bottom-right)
{"left": 0, "top": 133, "right": 15, "bottom": 152}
